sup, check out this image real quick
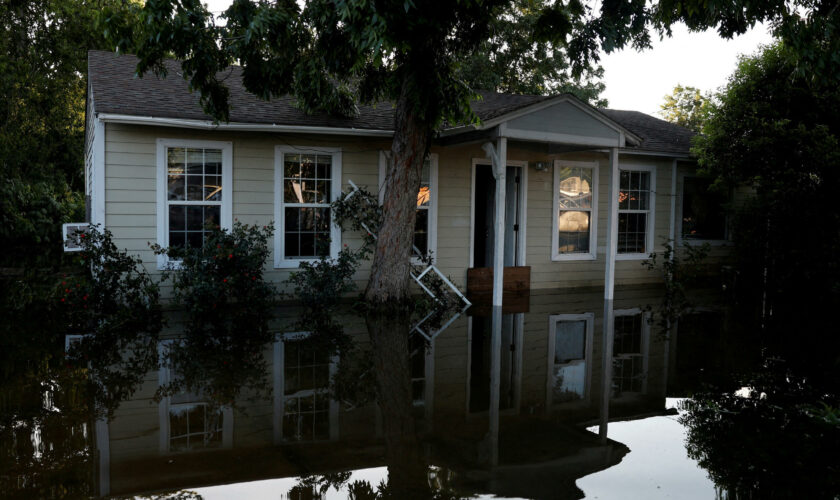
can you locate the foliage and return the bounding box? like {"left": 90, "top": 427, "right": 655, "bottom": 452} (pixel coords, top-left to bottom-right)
{"left": 680, "top": 361, "right": 840, "bottom": 498}
{"left": 456, "top": 0, "right": 607, "bottom": 105}
{"left": 153, "top": 222, "right": 276, "bottom": 407}
{"left": 59, "top": 226, "right": 163, "bottom": 416}
{"left": 0, "top": 0, "right": 139, "bottom": 267}
{"left": 331, "top": 187, "right": 383, "bottom": 255}
{"left": 659, "top": 84, "right": 714, "bottom": 133}
{"left": 694, "top": 43, "right": 840, "bottom": 374}
{"left": 643, "top": 240, "right": 711, "bottom": 339}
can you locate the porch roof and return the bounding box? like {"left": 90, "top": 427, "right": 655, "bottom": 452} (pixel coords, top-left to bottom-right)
{"left": 88, "top": 50, "right": 695, "bottom": 156}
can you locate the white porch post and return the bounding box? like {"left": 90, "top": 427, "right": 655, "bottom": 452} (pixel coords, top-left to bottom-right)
{"left": 599, "top": 147, "right": 620, "bottom": 443}
{"left": 482, "top": 136, "right": 508, "bottom": 307}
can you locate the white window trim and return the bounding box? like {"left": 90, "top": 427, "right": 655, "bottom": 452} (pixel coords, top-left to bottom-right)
{"left": 615, "top": 163, "right": 656, "bottom": 261}
{"left": 378, "top": 151, "right": 439, "bottom": 263}
{"left": 676, "top": 171, "right": 730, "bottom": 247}
{"left": 155, "top": 138, "right": 233, "bottom": 270}
{"left": 272, "top": 332, "right": 339, "bottom": 444}
{"left": 274, "top": 146, "right": 343, "bottom": 268}
{"left": 552, "top": 160, "right": 599, "bottom": 261}
{"left": 546, "top": 313, "right": 595, "bottom": 407}
{"left": 157, "top": 340, "right": 234, "bottom": 454}
{"left": 612, "top": 308, "right": 650, "bottom": 395}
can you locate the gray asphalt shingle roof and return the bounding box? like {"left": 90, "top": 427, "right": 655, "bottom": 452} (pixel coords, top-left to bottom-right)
{"left": 88, "top": 50, "right": 694, "bottom": 155}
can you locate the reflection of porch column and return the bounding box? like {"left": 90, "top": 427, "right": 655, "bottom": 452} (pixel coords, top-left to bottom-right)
{"left": 599, "top": 147, "right": 619, "bottom": 443}
{"left": 482, "top": 136, "right": 508, "bottom": 307}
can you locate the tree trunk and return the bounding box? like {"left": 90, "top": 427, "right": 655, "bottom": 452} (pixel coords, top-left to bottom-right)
{"left": 364, "top": 79, "right": 432, "bottom": 305}
{"left": 366, "top": 311, "right": 428, "bottom": 497}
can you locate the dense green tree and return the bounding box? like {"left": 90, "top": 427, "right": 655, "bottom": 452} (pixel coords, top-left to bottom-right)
{"left": 0, "top": 0, "right": 140, "bottom": 267}
{"left": 694, "top": 43, "right": 840, "bottom": 373}
{"left": 659, "top": 84, "right": 713, "bottom": 133}
{"left": 457, "top": 0, "right": 607, "bottom": 105}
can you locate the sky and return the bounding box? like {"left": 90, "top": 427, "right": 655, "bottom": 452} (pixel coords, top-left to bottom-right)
{"left": 202, "top": 0, "right": 774, "bottom": 116}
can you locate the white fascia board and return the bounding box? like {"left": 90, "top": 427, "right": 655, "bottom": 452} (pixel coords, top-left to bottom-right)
{"left": 598, "top": 148, "right": 693, "bottom": 159}
{"left": 97, "top": 113, "right": 394, "bottom": 137}
{"left": 439, "top": 94, "right": 642, "bottom": 146}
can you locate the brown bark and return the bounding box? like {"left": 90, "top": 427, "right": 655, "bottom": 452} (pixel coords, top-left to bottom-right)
{"left": 364, "top": 79, "right": 432, "bottom": 305}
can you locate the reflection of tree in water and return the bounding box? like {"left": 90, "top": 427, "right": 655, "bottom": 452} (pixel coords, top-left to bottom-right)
{"left": 680, "top": 360, "right": 839, "bottom": 498}
{"left": 1, "top": 228, "right": 162, "bottom": 498}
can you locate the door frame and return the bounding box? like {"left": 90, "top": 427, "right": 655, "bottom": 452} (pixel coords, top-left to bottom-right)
{"left": 469, "top": 158, "right": 528, "bottom": 268}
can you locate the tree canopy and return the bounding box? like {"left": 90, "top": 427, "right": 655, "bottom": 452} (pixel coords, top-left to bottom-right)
{"left": 0, "top": 0, "right": 140, "bottom": 266}
{"left": 694, "top": 43, "right": 840, "bottom": 373}
{"left": 659, "top": 84, "right": 713, "bottom": 133}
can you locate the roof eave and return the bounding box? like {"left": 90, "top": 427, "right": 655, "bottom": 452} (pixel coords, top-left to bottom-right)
{"left": 96, "top": 113, "right": 395, "bottom": 137}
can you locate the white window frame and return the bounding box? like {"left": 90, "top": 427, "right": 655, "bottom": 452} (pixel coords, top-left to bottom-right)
{"left": 156, "top": 138, "right": 233, "bottom": 270}
{"left": 615, "top": 163, "right": 656, "bottom": 260}
{"left": 612, "top": 308, "right": 650, "bottom": 395}
{"left": 552, "top": 160, "right": 599, "bottom": 261}
{"left": 378, "top": 151, "right": 439, "bottom": 263}
{"left": 274, "top": 146, "right": 343, "bottom": 268}
{"left": 272, "top": 332, "right": 339, "bottom": 444}
{"left": 546, "top": 313, "right": 595, "bottom": 406}
{"left": 676, "top": 171, "right": 729, "bottom": 246}
{"left": 157, "top": 340, "right": 234, "bottom": 454}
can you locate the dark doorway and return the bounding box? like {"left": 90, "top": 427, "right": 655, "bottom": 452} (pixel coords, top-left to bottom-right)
{"left": 472, "top": 165, "right": 521, "bottom": 269}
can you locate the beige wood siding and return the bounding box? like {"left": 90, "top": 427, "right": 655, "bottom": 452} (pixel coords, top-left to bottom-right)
{"left": 104, "top": 123, "right": 697, "bottom": 294}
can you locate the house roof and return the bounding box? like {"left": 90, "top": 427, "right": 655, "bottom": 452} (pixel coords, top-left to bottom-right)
{"left": 88, "top": 50, "right": 694, "bottom": 155}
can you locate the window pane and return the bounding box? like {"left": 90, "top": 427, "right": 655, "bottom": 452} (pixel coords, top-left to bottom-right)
{"left": 557, "top": 210, "right": 590, "bottom": 254}
{"left": 285, "top": 179, "right": 304, "bottom": 203}
{"left": 316, "top": 155, "right": 331, "bottom": 180}
{"left": 187, "top": 175, "right": 203, "bottom": 201}
{"left": 555, "top": 320, "right": 586, "bottom": 363}
{"left": 204, "top": 150, "right": 222, "bottom": 175}
{"left": 557, "top": 167, "right": 592, "bottom": 210}
{"left": 300, "top": 154, "right": 316, "bottom": 178}
{"left": 204, "top": 175, "right": 222, "bottom": 201}
{"left": 186, "top": 148, "right": 204, "bottom": 174}
{"left": 618, "top": 212, "right": 647, "bottom": 254}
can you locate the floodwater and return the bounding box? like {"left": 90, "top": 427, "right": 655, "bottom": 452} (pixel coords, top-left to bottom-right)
{"left": 2, "top": 286, "right": 837, "bottom": 499}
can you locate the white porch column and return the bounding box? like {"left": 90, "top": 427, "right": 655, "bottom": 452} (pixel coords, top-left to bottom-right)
{"left": 603, "top": 147, "right": 620, "bottom": 301}
{"left": 482, "top": 136, "right": 508, "bottom": 307}
{"left": 599, "top": 147, "right": 620, "bottom": 443}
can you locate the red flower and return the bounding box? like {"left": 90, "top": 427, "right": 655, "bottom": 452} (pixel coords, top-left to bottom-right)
{"left": 60, "top": 298, "right": 65, "bottom": 302}
{"left": 228, "top": 253, "right": 233, "bottom": 259}
{"left": 223, "top": 278, "right": 228, "bottom": 283}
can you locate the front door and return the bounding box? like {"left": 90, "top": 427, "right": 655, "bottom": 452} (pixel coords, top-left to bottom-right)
{"left": 473, "top": 164, "right": 522, "bottom": 268}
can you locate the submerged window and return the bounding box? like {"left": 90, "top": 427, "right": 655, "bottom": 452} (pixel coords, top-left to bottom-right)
{"left": 618, "top": 168, "right": 655, "bottom": 255}
{"left": 276, "top": 147, "right": 341, "bottom": 267}
{"left": 168, "top": 401, "right": 224, "bottom": 452}
{"left": 409, "top": 334, "right": 428, "bottom": 406}
{"left": 681, "top": 176, "right": 727, "bottom": 241}
{"left": 613, "top": 311, "right": 647, "bottom": 395}
{"left": 282, "top": 336, "right": 332, "bottom": 442}
{"left": 548, "top": 314, "right": 593, "bottom": 404}
{"left": 553, "top": 162, "right": 597, "bottom": 260}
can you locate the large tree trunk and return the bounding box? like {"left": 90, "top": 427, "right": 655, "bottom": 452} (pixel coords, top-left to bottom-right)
{"left": 364, "top": 80, "right": 432, "bottom": 305}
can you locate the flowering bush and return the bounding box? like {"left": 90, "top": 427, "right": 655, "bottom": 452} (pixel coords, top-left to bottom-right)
{"left": 153, "top": 222, "right": 276, "bottom": 406}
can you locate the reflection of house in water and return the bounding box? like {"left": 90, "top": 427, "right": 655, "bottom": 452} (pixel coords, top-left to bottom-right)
{"left": 96, "top": 287, "right": 678, "bottom": 497}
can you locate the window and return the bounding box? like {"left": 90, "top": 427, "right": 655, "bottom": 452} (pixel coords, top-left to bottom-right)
{"left": 617, "top": 165, "right": 655, "bottom": 258}
{"left": 681, "top": 176, "right": 727, "bottom": 241}
{"left": 553, "top": 161, "right": 598, "bottom": 260}
{"left": 275, "top": 147, "right": 342, "bottom": 268}
{"left": 157, "top": 341, "right": 233, "bottom": 453}
{"left": 547, "top": 313, "right": 594, "bottom": 405}
{"left": 156, "top": 139, "right": 232, "bottom": 269}
{"left": 612, "top": 309, "right": 649, "bottom": 396}
{"left": 168, "top": 401, "right": 224, "bottom": 452}
{"left": 274, "top": 333, "right": 337, "bottom": 443}
{"left": 379, "top": 152, "right": 438, "bottom": 261}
